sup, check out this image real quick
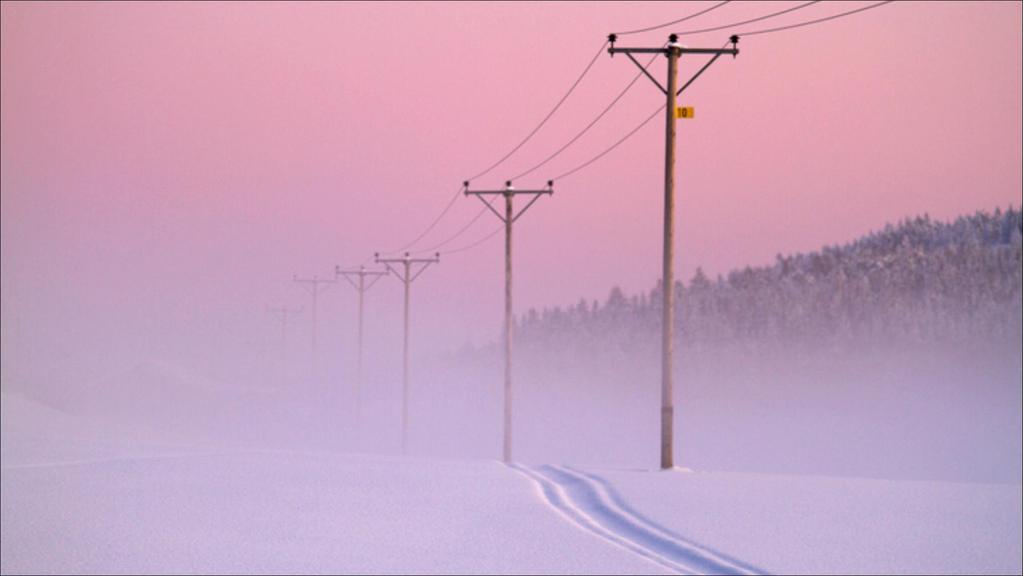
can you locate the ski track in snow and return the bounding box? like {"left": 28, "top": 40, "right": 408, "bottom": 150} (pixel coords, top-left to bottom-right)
{"left": 509, "top": 463, "right": 765, "bottom": 575}
{"left": 6, "top": 449, "right": 766, "bottom": 574}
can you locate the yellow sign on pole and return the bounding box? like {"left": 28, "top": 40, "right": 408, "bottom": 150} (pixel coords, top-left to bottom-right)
{"left": 676, "top": 106, "right": 694, "bottom": 119}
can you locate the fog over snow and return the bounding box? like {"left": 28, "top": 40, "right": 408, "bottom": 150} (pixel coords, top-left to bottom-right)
{"left": 2, "top": 2, "right": 1021, "bottom": 575}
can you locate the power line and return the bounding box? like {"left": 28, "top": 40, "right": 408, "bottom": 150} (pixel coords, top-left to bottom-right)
{"left": 735, "top": 1, "right": 895, "bottom": 36}
{"left": 495, "top": 0, "right": 896, "bottom": 234}
{"left": 613, "top": 0, "right": 732, "bottom": 36}
{"left": 408, "top": 47, "right": 656, "bottom": 256}
{"left": 508, "top": 49, "right": 662, "bottom": 182}
{"left": 551, "top": 103, "right": 665, "bottom": 182}
{"left": 439, "top": 223, "right": 505, "bottom": 256}
{"left": 436, "top": 77, "right": 667, "bottom": 258}
{"left": 380, "top": 2, "right": 772, "bottom": 259}
{"left": 442, "top": 45, "right": 661, "bottom": 251}
{"left": 379, "top": 1, "right": 882, "bottom": 262}
{"left": 413, "top": 204, "right": 489, "bottom": 254}
{"left": 548, "top": 39, "right": 730, "bottom": 183}
{"left": 378, "top": 185, "right": 464, "bottom": 257}
{"left": 500, "top": 1, "right": 895, "bottom": 199}
{"left": 673, "top": 1, "right": 821, "bottom": 35}
{"left": 379, "top": 40, "right": 606, "bottom": 257}
{"left": 549, "top": 2, "right": 899, "bottom": 191}
{"left": 434, "top": 50, "right": 724, "bottom": 257}
{"left": 468, "top": 40, "right": 608, "bottom": 182}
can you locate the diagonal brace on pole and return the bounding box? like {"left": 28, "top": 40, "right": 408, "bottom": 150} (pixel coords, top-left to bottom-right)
{"left": 336, "top": 265, "right": 387, "bottom": 293}
{"left": 410, "top": 259, "right": 438, "bottom": 283}
{"left": 375, "top": 253, "right": 440, "bottom": 284}
{"left": 625, "top": 52, "right": 667, "bottom": 94}
{"left": 609, "top": 34, "right": 739, "bottom": 95}
{"left": 293, "top": 274, "right": 336, "bottom": 294}
{"left": 474, "top": 195, "right": 507, "bottom": 222}
{"left": 463, "top": 180, "right": 553, "bottom": 223}
{"left": 678, "top": 52, "right": 723, "bottom": 96}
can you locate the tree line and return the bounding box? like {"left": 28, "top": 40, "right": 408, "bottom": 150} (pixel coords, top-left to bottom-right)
{"left": 515, "top": 208, "right": 1022, "bottom": 356}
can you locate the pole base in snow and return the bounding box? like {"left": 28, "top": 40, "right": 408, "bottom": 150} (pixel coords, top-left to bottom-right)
{"left": 661, "top": 405, "right": 674, "bottom": 469}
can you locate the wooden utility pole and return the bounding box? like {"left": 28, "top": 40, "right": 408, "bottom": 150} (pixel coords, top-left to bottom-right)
{"left": 464, "top": 180, "right": 553, "bottom": 463}
{"left": 336, "top": 264, "right": 387, "bottom": 418}
{"left": 293, "top": 274, "right": 336, "bottom": 382}
{"left": 374, "top": 252, "right": 440, "bottom": 453}
{"left": 608, "top": 33, "right": 739, "bottom": 470}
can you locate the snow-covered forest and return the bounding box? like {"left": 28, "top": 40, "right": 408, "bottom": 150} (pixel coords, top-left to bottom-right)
{"left": 516, "top": 208, "right": 1022, "bottom": 352}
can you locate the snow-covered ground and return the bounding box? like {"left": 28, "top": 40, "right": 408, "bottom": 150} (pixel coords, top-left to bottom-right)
{"left": 2, "top": 390, "right": 1020, "bottom": 575}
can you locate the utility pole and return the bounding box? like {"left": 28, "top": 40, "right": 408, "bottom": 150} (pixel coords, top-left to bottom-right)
{"left": 464, "top": 180, "right": 553, "bottom": 463}
{"left": 335, "top": 264, "right": 388, "bottom": 419}
{"left": 608, "top": 33, "right": 739, "bottom": 470}
{"left": 293, "top": 274, "right": 336, "bottom": 381}
{"left": 374, "top": 252, "right": 440, "bottom": 454}
{"left": 266, "top": 304, "right": 303, "bottom": 387}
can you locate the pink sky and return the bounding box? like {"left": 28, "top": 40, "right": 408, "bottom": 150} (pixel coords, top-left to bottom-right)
{"left": 2, "top": 2, "right": 1021, "bottom": 382}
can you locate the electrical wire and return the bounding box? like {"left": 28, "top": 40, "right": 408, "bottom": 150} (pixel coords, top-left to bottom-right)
{"left": 387, "top": 1, "right": 899, "bottom": 260}
{"left": 415, "top": 45, "right": 659, "bottom": 255}
{"left": 377, "top": 40, "right": 607, "bottom": 258}
{"left": 734, "top": 1, "right": 895, "bottom": 36}
{"left": 441, "top": 102, "right": 659, "bottom": 256}
{"left": 613, "top": 0, "right": 732, "bottom": 36}
{"left": 440, "top": 223, "right": 505, "bottom": 255}
{"left": 467, "top": 39, "right": 608, "bottom": 182}
{"left": 550, "top": 103, "right": 665, "bottom": 183}
{"left": 508, "top": 48, "right": 662, "bottom": 182}
{"left": 441, "top": 106, "right": 670, "bottom": 260}
{"left": 542, "top": 38, "right": 730, "bottom": 185}
{"left": 544, "top": 2, "right": 898, "bottom": 190}
{"left": 376, "top": 185, "right": 465, "bottom": 257}
{"left": 440, "top": 47, "right": 659, "bottom": 256}
{"left": 673, "top": 1, "right": 821, "bottom": 35}
{"left": 413, "top": 205, "right": 489, "bottom": 254}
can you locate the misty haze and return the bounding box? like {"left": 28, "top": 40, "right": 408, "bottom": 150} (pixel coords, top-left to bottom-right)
{"left": 2, "top": 2, "right": 1021, "bottom": 575}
